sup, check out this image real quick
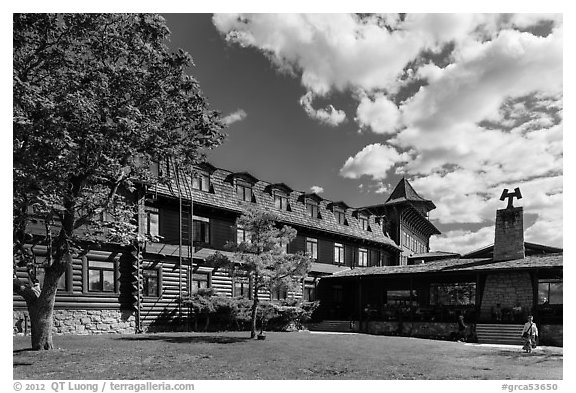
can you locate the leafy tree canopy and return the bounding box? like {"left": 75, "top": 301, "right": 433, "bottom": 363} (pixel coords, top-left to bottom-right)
{"left": 13, "top": 13, "right": 225, "bottom": 249}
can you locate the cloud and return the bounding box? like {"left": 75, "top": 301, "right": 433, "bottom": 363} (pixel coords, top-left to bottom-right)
{"left": 430, "top": 226, "right": 495, "bottom": 255}
{"left": 299, "top": 92, "right": 346, "bottom": 126}
{"left": 355, "top": 93, "right": 401, "bottom": 134}
{"left": 213, "top": 13, "right": 563, "bottom": 250}
{"left": 221, "top": 109, "right": 247, "bottom": 125}
{"left": 339, "top": 144, "right": 411, "bottom": 180}
{"left": 310, "top": 185, "right": 324, "bottom": 194}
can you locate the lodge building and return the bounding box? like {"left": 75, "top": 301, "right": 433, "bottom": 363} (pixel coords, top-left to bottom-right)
{"left": 13, "top": 162, "right": 563, "bottom": 346}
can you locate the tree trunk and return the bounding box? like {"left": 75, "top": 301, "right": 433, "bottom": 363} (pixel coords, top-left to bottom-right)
{"left": 25, "top": 253, "right": 67, "bottom": 350}
{"left": 250, "top": 286, "right": 260, "bottom": 339}
{"left": 28, "top": 296, "right": 56, "bottom": 350}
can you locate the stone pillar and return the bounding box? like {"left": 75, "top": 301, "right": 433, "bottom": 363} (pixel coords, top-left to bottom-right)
{"left": 493, "top": 207, "right": 525, "bottom": 262}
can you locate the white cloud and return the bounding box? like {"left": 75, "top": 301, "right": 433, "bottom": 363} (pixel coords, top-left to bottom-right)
{"left": 430, "top": 226, "right": 495, "bottom": 255}
{"left": 339, "top": 144, "right": 411, "bottom": 180}
{"left": 355, "top": 93, "right": 401, "bottom": 134}
{"left": 221, "top": 109, "right": 247, "bottom": 125}
{"left": 213, "top": 13, "right": 563, "bottom": 249}
{"left": 310, "top": 185, "right": 324, "bottom": 194}
{"left": 299, "top": 92, "right": 346, "bottom": 126}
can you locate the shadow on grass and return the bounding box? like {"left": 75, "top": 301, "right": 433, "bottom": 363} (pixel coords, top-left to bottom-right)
{"left": 13, "top": 348, "right": 36, "bottom": 354}
{"left": 116, "top": 335, "right": 252, "bottom": 345}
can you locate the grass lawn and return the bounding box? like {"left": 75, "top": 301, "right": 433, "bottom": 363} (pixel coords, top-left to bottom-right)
{"left": 13, "top": 331, "right": 562, "bottom": 380}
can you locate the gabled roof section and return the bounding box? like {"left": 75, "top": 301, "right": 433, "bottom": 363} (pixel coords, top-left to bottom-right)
{"left": 328, "top": 253, "right": 563, "bottom": 279}
{"left": 225, "top": 171, "right": 259, "bottom": 185}
{"left": 300, "top": 192, "right": 323, "bottom": 203}
{"left": 327, "top": 201, "right": 350, "bottom": 211}
{"left": 462, "top": 242, "right": 563, "bottom": 259}
{"left": 385, "top": 177, "right": 436, "bottom": 211}
{"left": 265, "top": 183, "right": 293, "bottom": 195}
{"left": 193, "top": 162, "right": 217, "bottom": 174}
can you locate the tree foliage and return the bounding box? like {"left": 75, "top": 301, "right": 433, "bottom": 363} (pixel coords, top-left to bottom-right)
{"left": 207, "top": 206, "right": 311, "bottom": 338}
{"left": 13, "top": 13, "right": 225, "bottom": 350}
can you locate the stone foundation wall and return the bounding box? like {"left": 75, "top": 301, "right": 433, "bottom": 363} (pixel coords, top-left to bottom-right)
{"left": 480, "top": 271, "right": 533, "bottom": 320}
{"left": 366, "top": 321, "right": 476, "bottom": 341}
{"left": 13, "top": 309, "right": 136, "bottom": 335}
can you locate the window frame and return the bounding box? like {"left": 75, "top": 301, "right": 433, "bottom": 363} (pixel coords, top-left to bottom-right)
{"left": 334, "top": 209, "right": 346, "bottom": 225}
{"left": 358, "top": 248, "right": 368, "bottom": 267}
{"left": 236, "top": 182, "right": 253, "bottom": 202}
{"left": 192, "top": 172, "right": 211, "bottom": 192}
{"left": 142, "top": 267, "right": 161, "bottom": 298}
{"left": 538, "top": 279, "right": 563, "bottom": 305}
{"left": 273, "top": 191, "right": 289, "bottom": 211}
{"left": 306, "top": 200, "right": 319, "bottom": 219}
{"left": 192, "top": 217, "right": 210, "bottom": 245}
{"left": 236, "top": 226, "right": 252, "bottom": 244}
{"left": 145, "top": 208, "right": 159, "bottom": 237}
{"left": 86, "top": 259, "right": 118, "bottom": 293}
{"left": 306, "top": 237, "right": 318, "bottom": 260}
{"left": 359, "top": 215, "right": 369, "bottom": 231}
{"left": 334, "top": 242, "right": 345, "bottom": 265}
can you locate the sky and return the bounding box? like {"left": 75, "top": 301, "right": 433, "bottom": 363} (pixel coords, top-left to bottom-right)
{"left": 161, "top": 13, "right": 563, "bottom": 254}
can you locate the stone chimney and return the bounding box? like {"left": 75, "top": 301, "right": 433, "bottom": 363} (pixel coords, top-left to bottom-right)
{"left": 493, "top": 188, "right": 525, "bottom": 262}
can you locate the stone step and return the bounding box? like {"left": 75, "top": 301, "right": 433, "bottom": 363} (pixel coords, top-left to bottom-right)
{"left": 476, "top": 324, "right": 526, "bottom": 345}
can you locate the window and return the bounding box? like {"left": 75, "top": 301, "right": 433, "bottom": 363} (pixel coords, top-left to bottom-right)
{"left": 303, "top": 287, "right": 315, "bottom": 301}
{"left": 381, "top": 252, "right": 389, "bottom": 266}
{"left": 142, "top": 269, "right": 160, "bottom": 297}
{"left": 306, "top": 200, "right": 319, "bottom": 218}
{"left": 274, "top": 193, "right": 289, "bottom": 210}
{"left": 237, "top": 227, "right": 252, "bottom": 244}
{"left": 271, "top": 286, "right": 288, "bottom": 301}
{"left": 191, "top": 273, "right": 210, "bottom": 292}
{"left": 88, "top": 260, "right": 116, "bottom": 292}
{"left": 334, "top": 243, "right": 344, "bottom": 264}
{"left": 359, "top": 216, "right": 369, "bottom": 231}
{"left": 192, "top": 172, "right": 210, "bottom": 191}
{"left": 387, "top": 290, "right": 417, "bottom": 306}
{"left": 538, "top": 280, "right": 562, "bottom": 304}
{"left": 234, "top": 277, "right": 250, "bottom": 298}
{"left": 306, "top": 238, "right": 318, "bottom": 259}
{"left": 192, "top": 218, "right": 210, "bottom": 244}
{"left": 236, "top": 183, "right": 253, "bottom": 202}
{"left": 334, "top": 210, "right": 346, "bottom": 225}
{"left": 358, "top": 248, "right": 368, "bottom": 267}
{"left": 146, "top": 208, "right": 159, "bottom": 237}
{"left": 430, "top": 283, "right": 476, "bottom": 305}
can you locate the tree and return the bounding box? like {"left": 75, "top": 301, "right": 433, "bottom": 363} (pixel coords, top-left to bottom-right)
{"left": 13, "top": 13, "right": 225, "bottom": 350}
{"left": 208, "top": 206, "right": 311, "bottom": 339}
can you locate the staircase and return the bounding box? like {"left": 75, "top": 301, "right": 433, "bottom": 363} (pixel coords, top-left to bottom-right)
{"left": 475, "top": 324, "right": 525, "bottom": 345}
{"left": 306, "top": 320, "right": 354, "bottom": 332}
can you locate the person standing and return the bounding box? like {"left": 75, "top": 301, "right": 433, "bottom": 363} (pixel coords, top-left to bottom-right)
{"left": 457, "top": 314, "right": 467, "bottom": 342}
{"left": 521, "top": 315, "right": 539, "bottom": 353}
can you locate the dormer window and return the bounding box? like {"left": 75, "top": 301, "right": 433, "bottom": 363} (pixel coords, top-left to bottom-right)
{"left": 274, "top": 192, "right": 289, "bottom": 211}
{"left": 236, "top": 182, "right": 253, "bottom": 202}
{"left": 192, "top": 172, "right": 210, "bottom": 191}
{"left": 266, "top": 183, "right": 293, "bottom": 211}
{"left": 228, "top": 172, "right": 258, "bottom": 203}
{"left": 334, "top": 209, "right": 346, "bottom": 225}
{"left": 359, "top": 216, "right": 369, "bottom": 231}
{"left": 306, "top": 200, "right": 319, "bottom": 219}
{"left": 302, "top": 193, "right": 323, "bottom": 219}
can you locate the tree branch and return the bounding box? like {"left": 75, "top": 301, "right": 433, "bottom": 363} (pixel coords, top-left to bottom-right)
{"left": 13, "top": 276, "right": 39, "bottom": 303}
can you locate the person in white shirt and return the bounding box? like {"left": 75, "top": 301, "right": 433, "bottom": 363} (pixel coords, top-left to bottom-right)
{"left": 521, "top": 315, "right": 538, "bottom": 353}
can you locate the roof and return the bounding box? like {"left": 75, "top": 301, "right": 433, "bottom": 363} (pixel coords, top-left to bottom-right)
{"left": 327, "top": 253, "right": 563, "bottom": 279}
{"left": 462, "top": 242, "right": 564, "bottom": 259}
{"left": 408, "top": 251, "right": 461, "bottom": 260}
{"left": 151, "top": 164, "right": 401, "bottom": 250}
{"left": 310, "top": 263, "right": 352, "bottom": 275}
{"left": 384, "top": 177, "right": 436, "bottom": 211}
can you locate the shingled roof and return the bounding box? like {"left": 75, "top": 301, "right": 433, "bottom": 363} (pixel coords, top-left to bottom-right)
{"left": 327, "top": 253, "right": 563, "bottom": 279}
{"left": 150, "top": 164, "right": 401, "bottom": 251}
{"left": 385, "top": 177, "right": 436, "bottom": 211}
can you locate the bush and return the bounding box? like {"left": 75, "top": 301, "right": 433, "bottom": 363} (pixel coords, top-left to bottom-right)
{"left": 181, "top": 296, "right": 319, "bottom": 332}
